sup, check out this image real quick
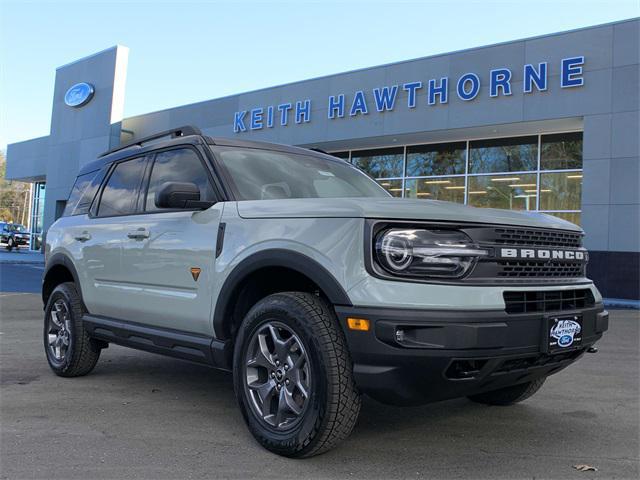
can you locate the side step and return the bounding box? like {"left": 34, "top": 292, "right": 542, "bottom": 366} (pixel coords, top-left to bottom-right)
{"left": 83, "top": 315, "right": 231, "bottom": 369}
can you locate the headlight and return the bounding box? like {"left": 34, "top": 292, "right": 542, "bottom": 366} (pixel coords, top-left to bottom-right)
{"left": 374, "top": 228, "right": 488, "bottom": 279}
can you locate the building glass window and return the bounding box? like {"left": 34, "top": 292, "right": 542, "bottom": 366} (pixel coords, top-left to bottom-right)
{"left": 351, "top": 147, "right": 404, "bottom": 179}
{"left": 376, "top": 179, "right": 403, "bottom": 197}
{"left": 469, "top": 136, "right": 538, "bottom": 174}
{"left": 547, "top": 212, "right": 581, "bottom": 225}
{"left": 541, "top": 132, "right": 583, "bottom": 170}
{"left": 405, "top": 176, "right": 466, "bottom": 203}
{"left": 539, "top": 172, "right": 583, "bottom": 211}
{"left": 330, "top": 131, "right": 583, "bottom": 226}
{"left": 30, "top": 182, "right": 45, "bottom": 250}
{"left": 406, "top": 142, "right": 466, "bottom": 177}
{"left": 468, "top": 173, "right": 538, "bottom": 210}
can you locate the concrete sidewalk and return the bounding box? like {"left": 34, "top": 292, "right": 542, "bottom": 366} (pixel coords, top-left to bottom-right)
{"left": 0, "top": 249, "right": 44, "bottom": 264}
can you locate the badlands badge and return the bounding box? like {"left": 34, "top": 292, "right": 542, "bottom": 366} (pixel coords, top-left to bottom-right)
{"left": 549, "top": 317, "right": 582, "bottom": 351}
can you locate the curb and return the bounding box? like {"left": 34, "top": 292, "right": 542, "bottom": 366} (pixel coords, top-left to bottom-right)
{"left": 603, "top": 298, "right": 640, "bottom": 310}
{"left": 0, "top": 261, "right": 45, "bottom": 265}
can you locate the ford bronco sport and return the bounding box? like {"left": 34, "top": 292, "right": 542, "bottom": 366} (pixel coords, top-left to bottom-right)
{"left": 43, "top": 126, "right": 609, "bottom": 457}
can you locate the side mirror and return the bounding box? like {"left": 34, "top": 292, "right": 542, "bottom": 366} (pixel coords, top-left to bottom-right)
{"left": 155, "top": 182, "right": 214, "bottom": 209}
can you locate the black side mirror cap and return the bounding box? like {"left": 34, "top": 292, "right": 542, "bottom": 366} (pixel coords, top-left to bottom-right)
{"left": 155, "top": 182, "right": 214, "bottom": 210}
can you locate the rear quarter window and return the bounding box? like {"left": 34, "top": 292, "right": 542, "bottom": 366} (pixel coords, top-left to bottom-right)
{"left": 63, "top": 169, "right": 104, "bottom": 216}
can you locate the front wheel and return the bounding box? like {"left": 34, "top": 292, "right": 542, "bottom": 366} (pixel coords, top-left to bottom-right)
{"left": 6, "top": 238, "right": 14, "bottom": 251}
{"left": 468, "top": 377, "right": 546, "bottom": 406}
{"left": 233, "top": 292, "right": 361, "bottom": 458}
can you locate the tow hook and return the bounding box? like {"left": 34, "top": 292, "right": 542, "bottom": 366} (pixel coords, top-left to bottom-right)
{"left": 587, "top": 346, "right": 598, "bottom": 353}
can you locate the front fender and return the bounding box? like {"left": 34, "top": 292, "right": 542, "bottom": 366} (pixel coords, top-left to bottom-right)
{"left": 212, "top": 248, "right": 352, "bottom": 339}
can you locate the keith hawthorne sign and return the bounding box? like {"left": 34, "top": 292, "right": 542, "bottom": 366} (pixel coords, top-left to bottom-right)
{"left": 233, "top": 56, "right": 585, "bottom": 133}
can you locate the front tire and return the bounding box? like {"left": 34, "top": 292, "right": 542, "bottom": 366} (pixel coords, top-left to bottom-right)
{"left": 44, "top": 282, "right": 101, "bottom": 377}
{"left": 233, "top": 292, "right": 361, "bottom": 458}
{"left": 468, "top": 377, "right": 546, "bottom": 406}
{"left": 6, "top": 238, "right": 14, "bottom": 251}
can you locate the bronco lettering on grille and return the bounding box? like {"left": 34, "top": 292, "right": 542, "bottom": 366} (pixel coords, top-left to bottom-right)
{"left": 500, "top": 248, "right": 586, "bottom": 261}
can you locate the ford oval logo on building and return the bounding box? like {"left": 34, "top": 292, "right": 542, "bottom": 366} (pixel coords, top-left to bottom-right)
{"left": 64, "top": 82, "right": 95, "bottom": 108}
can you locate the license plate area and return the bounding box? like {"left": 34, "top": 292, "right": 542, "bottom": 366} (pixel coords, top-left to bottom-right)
{"left": 545, "top": 315, "right": 583, "bottom": 354}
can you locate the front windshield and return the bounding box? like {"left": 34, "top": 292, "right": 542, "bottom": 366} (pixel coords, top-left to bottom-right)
{"left": 215, "top": 147, "right": 391, "bottom": 201}
{"left": 8, "top": 224, "right": 26, "bottom": 232}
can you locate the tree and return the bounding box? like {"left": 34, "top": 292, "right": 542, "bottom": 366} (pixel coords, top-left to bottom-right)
{"left": 0, "top": 151, "right": 31, "bottom": 225}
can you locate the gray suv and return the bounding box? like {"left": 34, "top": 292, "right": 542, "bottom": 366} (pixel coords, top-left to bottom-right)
{"left": 43, "top": 126, "right": 608, "bottom": 457}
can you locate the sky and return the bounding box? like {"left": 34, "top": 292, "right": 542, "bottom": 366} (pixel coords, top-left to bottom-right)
{"left": 0, "top": 0, "right": 638, "bottom": 151}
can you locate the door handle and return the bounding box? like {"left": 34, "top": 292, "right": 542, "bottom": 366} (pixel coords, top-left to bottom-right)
{"left": 127, "top": 228, "right": 150, "bottom": 240}
{"left": 74, "top": 231, "right": 91, "bottom": 242}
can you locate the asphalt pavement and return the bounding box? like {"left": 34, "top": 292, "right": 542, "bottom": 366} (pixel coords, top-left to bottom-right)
{"left": 0, "top": 265, "right": 638, "bottom": 479}
{"left": 0, "top": 248, "right": 44, "bottom": 293}
{"left": 0, "top": 263, "right": 43, "bottom": 293}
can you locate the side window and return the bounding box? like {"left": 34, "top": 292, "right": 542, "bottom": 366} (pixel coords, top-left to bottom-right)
{"left": 64, "top": 169, "right": 104, "bottom": 216}
{"left": 97, "top": 157, "right": 146, "bottom": 217}
{"left": 145, "top": 148, "right": 215, "bottom": 212}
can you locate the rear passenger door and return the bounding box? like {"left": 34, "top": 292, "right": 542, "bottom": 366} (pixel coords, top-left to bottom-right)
{"left": 116, "top": 147, "right": 222, "bottom": 335}
{"left": 78, "top": 156, "right": 148, "bottom": 319}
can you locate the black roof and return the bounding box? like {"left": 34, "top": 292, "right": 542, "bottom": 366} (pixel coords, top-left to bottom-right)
{"left": 78, "top": 125, "right": 341, "bottom": 176}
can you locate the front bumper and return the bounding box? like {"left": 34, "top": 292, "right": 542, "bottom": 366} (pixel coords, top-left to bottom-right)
{"left": 335, "top": 304, "right": 608, "bottom": 405}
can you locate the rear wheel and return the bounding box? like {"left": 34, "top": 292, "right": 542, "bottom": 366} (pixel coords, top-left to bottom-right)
{"left": 233, "top": 292, "right": 361, "bottom": 458}
{"left": 468, "top": 377, "right": 546, "bottom": 406}
{"left": 44, "top": 282, "right": 101, "bottom": 377}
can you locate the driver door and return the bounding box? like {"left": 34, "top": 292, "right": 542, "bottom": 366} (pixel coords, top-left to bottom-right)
{"left": 117, "top": 147, "right": 221, "bottom": 336}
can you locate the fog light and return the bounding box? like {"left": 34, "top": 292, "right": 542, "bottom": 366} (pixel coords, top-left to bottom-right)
{"left": 347, "top": 317, "right": 370, "bottom": 331}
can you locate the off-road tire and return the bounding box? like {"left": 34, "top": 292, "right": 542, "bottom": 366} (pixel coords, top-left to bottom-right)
{"left": 468, "top": 377, "right": 546, "bottom": 406}
{"left": 233, "top": 292, "right": 361, "bottom": 458}
{"left": 44, "top": 282, "right": 101, "bottom": 377}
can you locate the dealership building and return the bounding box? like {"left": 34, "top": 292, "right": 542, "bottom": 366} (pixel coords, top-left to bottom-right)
{"left": 6, "top": 18, "right": 639, "bottom": 299}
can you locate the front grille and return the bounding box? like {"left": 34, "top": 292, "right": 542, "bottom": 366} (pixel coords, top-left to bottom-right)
{"left": 461, "top": 226, "right": 587, "bottom": 283}
{"left": 497, "top": 260, "right": 585, "bottom": 278}
{"left": 493, "top": 228, "right": 582, "bottom": 248}
{"left": 503, "top": 289, "right": 595, "bottom": 314}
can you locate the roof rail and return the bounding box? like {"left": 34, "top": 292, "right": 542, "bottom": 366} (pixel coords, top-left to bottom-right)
{"left": 308, "top": 147, "right": 329, "bottom": 155}
{"left": 99, "top": 125, "right": 203, "bottom": 157}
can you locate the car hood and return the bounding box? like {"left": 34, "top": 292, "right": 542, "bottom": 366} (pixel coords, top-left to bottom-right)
{"left": 235, "top": 197, "right": 582, "bottom": 231}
